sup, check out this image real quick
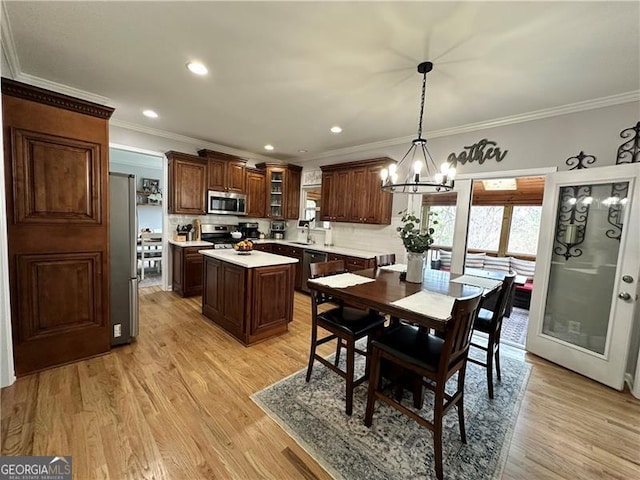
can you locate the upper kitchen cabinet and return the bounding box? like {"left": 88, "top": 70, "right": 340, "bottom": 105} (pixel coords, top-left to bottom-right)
{"left": 167, "top": 151, "right": 207, "bottom": 215}
{"left": 198, "top": 149, "right": 246, "bottom": 193}
{"left": 246, "top": 168, "right": 266, "bottom": 218}
{"left": 256, "top": 163, "right": 302, "bottom": 220}
{"left": 320, "top": 158, "right": 393, "bottom": 225}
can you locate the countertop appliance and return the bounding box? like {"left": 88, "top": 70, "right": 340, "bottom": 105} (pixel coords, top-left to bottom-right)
{"left": 201, "top": 224, "right": 237, "bottom": 248}
{"left": 239, "top": 221, "right": 260, "bottom": 239}
{"left": 270, "top": 220, "right": 286, "bottom": 240}
{"left": 302, "top": 250, "right": 328, "bottom": 293}
{"left": 207, "top": 190, "right": 247, "bottom": 216}
{"left": 109, "top": 172, "right": 139, "bottom": 346}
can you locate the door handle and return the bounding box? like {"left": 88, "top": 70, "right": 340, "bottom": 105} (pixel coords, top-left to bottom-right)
{"left": 618, "top": 292, "right": 632, "bottom": 301}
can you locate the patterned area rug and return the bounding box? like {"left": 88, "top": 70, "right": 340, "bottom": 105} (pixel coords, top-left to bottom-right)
{"left": 502, "top": 307, "right": 529, "bottom": 347}
{"left": 138, "top": 271, "right": 162, "bottom": 288}
{"left": 252, "top": 344, "right": 530, "bottom": 480}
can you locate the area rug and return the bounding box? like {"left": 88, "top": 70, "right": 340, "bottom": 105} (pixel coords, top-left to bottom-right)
{"left": 252, "top": 345, "right": 530, "bottom": 480}
{"left": 138, "top": 271, "right": 162, "bottom": 288}
{"left": 502, "top": 307, "right": 529, "bottom": 347}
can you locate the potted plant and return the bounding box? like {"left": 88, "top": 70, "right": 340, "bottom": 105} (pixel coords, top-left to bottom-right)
{"left": 397, "top": 210, "right": 437, "bottom": 283}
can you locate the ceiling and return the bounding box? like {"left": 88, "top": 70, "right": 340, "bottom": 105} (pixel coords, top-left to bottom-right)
{"left": 3, "top": 1, "right": 639, "bottom": 162}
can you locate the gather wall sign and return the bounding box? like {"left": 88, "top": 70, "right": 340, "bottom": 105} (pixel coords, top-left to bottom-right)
{"left": 447, "top": 138, "right": 508, "bottom": 168}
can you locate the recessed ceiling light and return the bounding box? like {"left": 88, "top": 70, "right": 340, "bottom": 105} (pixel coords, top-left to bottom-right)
{"left": 264, "top": 144, "right": 275, "bottom": 151}
{"left": 298, "top": 149, "right": 308, "bottom": 153}
{"left": 482, "top": 178, "right": 517, "bottom": 191}
{"left": 330, "top": 126, "right": 342, "bottom": 134}
{"left": 187, "top": 62, "right": 208, "bottom": 75}
{"left": 142, "top": 109, "right": 158, "bottom": 119}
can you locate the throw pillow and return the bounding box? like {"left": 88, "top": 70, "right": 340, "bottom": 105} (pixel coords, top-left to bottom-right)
{"left": 484, "top": 256, "right": 512, "bottom": 273}
{"left": 465, "top": 252, "right": 486, "bottom": 269}
{"left": 438, "top": 250, "right": 452, "bottom": 268}
{"left": 511, "top": 257, "right": 536, "bottom": 280}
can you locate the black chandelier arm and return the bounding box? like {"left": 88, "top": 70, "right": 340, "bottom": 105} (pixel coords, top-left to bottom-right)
{"left": 616, "top": 121, "right": 640, "bottom": 165}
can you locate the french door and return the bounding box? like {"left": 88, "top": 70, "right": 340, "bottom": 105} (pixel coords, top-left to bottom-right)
{"left": 526, "top": 163, "right": 640, "bottom": 390}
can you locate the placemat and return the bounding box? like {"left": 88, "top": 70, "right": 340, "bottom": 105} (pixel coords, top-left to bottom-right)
{"left": 390, "top": 290, "right": 455, "bottom": 320}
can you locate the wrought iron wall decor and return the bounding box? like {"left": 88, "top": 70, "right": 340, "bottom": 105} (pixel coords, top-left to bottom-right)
{"left": 605, "top": 182, "right": 629, "bottom": 242}
{"left": 554, "top": 185, "right": 592, "bottom": 260}
{"left": 566, "top": 151, "right": 596, "bottom": 170}
{"left": 446, "top": 138, "right": 508, "bottom": 168}
{"left": 616, "top": 121, "right": 640, "bottom": 165}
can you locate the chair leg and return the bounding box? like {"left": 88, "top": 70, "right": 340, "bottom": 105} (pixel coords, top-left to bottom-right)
{"left": 305, "top": 324, "right": 318, "bottom": 382}
{"left": 433, "top": 388, "right": 445, "bottom": 480}
{"left": 364, "top": 347, "right": 382, "bottom": 427}
{"left": 335, "top": 339, "right": 342, "bottom": 367}
{"left": 495, "top": 343, "right": 502, "bottom": 382}
{"left": 345, "top": 339, "right": 355, "bottom": 415}
{"left": 486, "top": 338, "right": 494, "bottom": 399}
{"left": 457, "top": 369, "right": 467, "bottom": 444}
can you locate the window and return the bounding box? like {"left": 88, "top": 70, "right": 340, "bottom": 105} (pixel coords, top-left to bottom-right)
{"left": 467, "top": 206, "right": 504, "bottom": 252}
{"left": 302, "top": 187, "right": 321, "bottom": 221}
{"left": 425, "top": 206, "right": 456, "bottom": 247}
{"left": 508, "top": 206, "right": 542, "bottom": 255}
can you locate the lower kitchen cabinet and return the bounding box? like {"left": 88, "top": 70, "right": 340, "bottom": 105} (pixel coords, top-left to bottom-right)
{"left": 252, "top": 243, "right": 274, "bottom": 253}
{"left": 171, "top": 244, "right": 213, "bottom": 297}
{"left": 327, "top": 253, "right": 375, "bottom": 272}
{"left": 202, "top": 255, "right": 295, "bottom": 345}
{"left": 272, "top": 244, "right": 304, "bottom": 289}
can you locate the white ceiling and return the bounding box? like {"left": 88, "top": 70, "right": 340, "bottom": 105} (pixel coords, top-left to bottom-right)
{"left": 3, "top": 1, "right": 640, "bottom": 162}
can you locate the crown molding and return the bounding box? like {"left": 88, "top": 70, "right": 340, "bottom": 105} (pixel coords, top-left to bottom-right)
{"left": 13, "top": 73, "right": 113, "bottom": 106}
{"left": 300, "top": 90, "right": 640, "bottom": 162}
{"left": 1, "top": 1, "right": 20, "bottom": 78}
{"left": 109, "top": 119, "right": 276, "bottom": 163}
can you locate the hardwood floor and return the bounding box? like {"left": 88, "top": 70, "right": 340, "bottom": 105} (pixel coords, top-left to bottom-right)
{"left": 2, "top": 287, "right": 639, "bottom": 479}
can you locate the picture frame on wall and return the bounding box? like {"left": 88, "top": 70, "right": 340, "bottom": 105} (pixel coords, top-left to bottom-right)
{"left": 142, "top": 178, "right": 160, "bottom": 194}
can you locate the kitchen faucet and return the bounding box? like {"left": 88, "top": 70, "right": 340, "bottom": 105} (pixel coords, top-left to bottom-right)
{"left": 305, "top": 223, "right": 313, "bottom": 244}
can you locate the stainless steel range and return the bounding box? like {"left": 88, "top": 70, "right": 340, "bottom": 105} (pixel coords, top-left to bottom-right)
{"left": 200, "top": 224, "right": 237, "bottom": 249}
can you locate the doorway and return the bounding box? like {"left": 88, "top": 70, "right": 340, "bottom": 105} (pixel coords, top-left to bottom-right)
{"left": 109, "top": 147, "right": 165, "bottom": 289}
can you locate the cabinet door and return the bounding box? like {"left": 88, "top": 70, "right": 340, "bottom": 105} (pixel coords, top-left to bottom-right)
{"left": 267, "top": 168, "right": 285, "bottom": 219}
{"left": 221, "top": 263, "right": 246, "bottom": 331}
{"left": 208, "top": 158, "right": 226, "bottom": 191}
{"left": 170, "top": 157, "right": 207, "bottom": 215}
{"left": 171, "top": 244, "right": 184, "bottom": 294}
{"left": 184, "top": 250, "right": 206, "bottom": 296}
{"left": 350, "top": 167, "right": 368, "bottom": 223}
{"left": 320, "top": 171, "right": 334, "bottom": 221}
{"left": 284, "top": 167, "right": 301, "bottom": 219}
{"left": 364, "top": 164, "right": 392, "bottom": 224}
{"left": 332, "top": 170, "right": 352, "bottom": 222}
{"left": 253, "top": 243, "right": 273, "bottom": 253}
{"left": 246, "top": 170, "right": 266, "bottom": 218}
{"left": 273, "top": 245, "right": 303, "bottom": 289}
{"left": 227, "top": 161, "right": 246, "bottom": 193}
{"left": 251, "top": 265, "right": 293, "bottom": 335}
{"left": 203, "top": 257, "right": 222, "bottom": 317}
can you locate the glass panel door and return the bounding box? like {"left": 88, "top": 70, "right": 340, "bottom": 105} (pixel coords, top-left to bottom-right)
{"left": 527, "top": 164, "right": 640, "bottom": 390}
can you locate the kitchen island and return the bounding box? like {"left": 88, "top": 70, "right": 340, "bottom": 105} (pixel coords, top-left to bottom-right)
{"left": 200, "top": 249, "right": 298, "bottom": 346}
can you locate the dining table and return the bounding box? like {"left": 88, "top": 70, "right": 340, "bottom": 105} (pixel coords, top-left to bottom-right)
{"left": 308, "top": 267, "right": 499, "bottom": 332}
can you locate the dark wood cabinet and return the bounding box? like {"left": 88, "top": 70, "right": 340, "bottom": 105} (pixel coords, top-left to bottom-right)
{"left": 327, "top": 253, "right": 375, "bottom": 272}
{"left": 252, "top": 242, "right": 273, "bottom": 253}
{"left": 256, "top": 163, "right": 302, "bottom": 220}
{"left": 2, "top": 78, "right": 114, "bottom": 375}
{"left": 167, "top": 152, "right": 207, "bottom": 215}
{"left": 246, "top": 168, "right": 266, "bottom": 218}
{"left": 320, "top": 158, "right": 393, "bottom": 225}
{"left": 198, "top": 149, "right": 246, "bottom": 193}
{"left": 202, "top": 255, "right": 294, "bottom": 345}
{"left": 171, "top": 244, "right": 213, "bottom": 297}
{"left": 272, "top": 244, "right": 304, "bottom": 290}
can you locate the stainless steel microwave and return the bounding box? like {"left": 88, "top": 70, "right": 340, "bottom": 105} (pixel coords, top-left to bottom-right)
{"left": 207, "top": 191, "right": 247, "bottom": 216}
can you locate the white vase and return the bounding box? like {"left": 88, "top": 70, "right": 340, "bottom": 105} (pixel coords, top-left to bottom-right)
{"left": 406, "top": 252, "right": 425, "bottom": 283}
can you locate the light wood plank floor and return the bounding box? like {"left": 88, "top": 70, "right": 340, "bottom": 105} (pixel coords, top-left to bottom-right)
{"left": 2, "top": 287, "right": 640, "bottom": 479}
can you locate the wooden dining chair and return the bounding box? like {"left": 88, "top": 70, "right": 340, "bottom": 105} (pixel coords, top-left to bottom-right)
{"left": 306, "top": 260, "right": 386, "bottom": 415}
{"left": 364, "top": 293, "right": 483, "bottom": 480}
{"left": 375, "top": 253, "right": 396, "bottom": 268}
{"left": 469, "top": 273, "right": 516, "bottom": 398}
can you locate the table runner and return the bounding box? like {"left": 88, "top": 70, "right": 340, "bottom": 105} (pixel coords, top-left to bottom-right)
{"left": 390, "top": 290, "right": 456, "bottom": 321}
{"left": 308, "top": 272, "right": 376, "bottom": 289}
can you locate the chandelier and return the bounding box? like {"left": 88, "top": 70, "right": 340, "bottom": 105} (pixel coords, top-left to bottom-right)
{"left": 380, "top": 61, "right": 456, "bottom": 194}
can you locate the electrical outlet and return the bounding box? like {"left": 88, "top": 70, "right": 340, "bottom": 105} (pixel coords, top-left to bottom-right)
{"left": 568, "top": 321, "right": 581, "bottom": 335}
{"left": 114, "top": 323, "right": 122, "bottom": 338}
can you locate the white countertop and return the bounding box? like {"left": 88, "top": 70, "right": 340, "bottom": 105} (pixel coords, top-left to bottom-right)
{"left": 168, "top": 240, "right": 213, "bottom": 247}
{"left": 200, "top": 248, "right": 299, "bottom": 268}
{"left": 250, "top": 239, "right": 388, "bottom": 259}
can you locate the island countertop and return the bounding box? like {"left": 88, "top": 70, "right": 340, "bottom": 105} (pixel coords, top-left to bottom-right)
{"left": 199, "top": 248, "right": 299, "bottom": 268}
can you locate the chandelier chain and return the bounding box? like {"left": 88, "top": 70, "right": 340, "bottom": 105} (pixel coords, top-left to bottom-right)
{"left": 416, "top": 71, "right": 427, "bottom": 140}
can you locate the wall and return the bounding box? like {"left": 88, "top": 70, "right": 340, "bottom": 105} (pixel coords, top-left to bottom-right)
{"left": 109, "top": 148, "right": 163, "bottom": 232}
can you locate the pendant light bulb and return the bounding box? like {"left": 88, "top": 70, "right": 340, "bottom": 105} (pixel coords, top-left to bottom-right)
{"left": 388, "top": 163, "right": 397, "bottom": 175}
{"left": 380, "top": 168, "right": 389, "bottom": 181}
{"left": 413, "top": 161, "right": 423, "bottom": 174}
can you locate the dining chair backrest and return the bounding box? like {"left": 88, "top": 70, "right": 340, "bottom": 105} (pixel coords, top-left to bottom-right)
{"left": 440, "top": 293, "right": 483, "bottom": 372}
{"left": 309, "top": 259, "right": 346, "bottom": 279}
{"left": 490, "top": 273, "right": 516, "bottom": 330}
{"left": 375, "top": 254, "right": 396, "bottom": 268}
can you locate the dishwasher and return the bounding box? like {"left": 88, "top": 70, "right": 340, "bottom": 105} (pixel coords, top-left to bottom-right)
{"left": 302, "top": 250, "right": 328, "bottom": 293}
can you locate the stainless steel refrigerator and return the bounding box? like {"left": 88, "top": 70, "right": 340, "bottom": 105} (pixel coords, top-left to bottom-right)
{"left": 109, "top": 172, "right": 139, "bottom": 345}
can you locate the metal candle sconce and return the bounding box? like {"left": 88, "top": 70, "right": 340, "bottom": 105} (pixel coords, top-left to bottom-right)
{"left": 554, "top": 185, "right": 592, "bottom": 260}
